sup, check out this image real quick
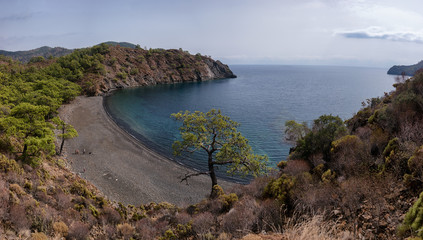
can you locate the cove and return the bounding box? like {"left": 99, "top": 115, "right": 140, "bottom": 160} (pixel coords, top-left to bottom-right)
{"left": 104, "top": 65, "right": 395, "bottom": 182}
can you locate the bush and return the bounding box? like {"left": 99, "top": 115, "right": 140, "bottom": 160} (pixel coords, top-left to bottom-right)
{"left": 192, "top": 212, "right": 214, "bottom": 235}
{"left": 221, "top": 196, "right": 258, "bottom": 237}
{"left": 0, "top": 154, "right": 22, "bottom": 174}
{"left": 9, "top": 183, "right": 26, "bottom": 196}
{"left": 263, "top": 174, "right": 295, "bottom": 205}
{"left": 219, "top": 193, "right": 238, "bottom": 212}
{"left": 116, "top": 72, "right": 127, "bottom": 80}
{"left": 289, "top": 115, "right": 346, "bottom": 166}
{"left": 404, "top": 145, "right": 423, "bottom": 188}
{"left": 68, "top": 222, "right": 90, "bottom": 240}
{"left": 53, "top": 221, "right": 69, "bottom": 237}
{"left": 102, "top": 206, "right": 122, "bottom": 224}
{"left": 10, "top": 204, "right": 30, "bottom": 231}
{"left": 117, "top": 223, "right": 135, "bottom": 239}
{"left": 136, "top": 218, "right": 165, "bottom": 240}
{"left": 30, "top": 232, "right": 48, "bottom": 240}
{"left": 398, "top": 191, "right": 423, "bottom": 238}
{"left": 70, "top": 180, "right": 93, "bottom": 199}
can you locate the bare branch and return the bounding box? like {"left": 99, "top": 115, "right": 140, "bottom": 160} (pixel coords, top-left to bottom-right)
{"left": 180, "top": 171, "right": 210, "bottom": 185}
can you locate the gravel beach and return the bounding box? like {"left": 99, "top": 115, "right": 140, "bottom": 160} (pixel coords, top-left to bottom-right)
{"left": 58, "top": 96, "right": 236, "bottom": 206}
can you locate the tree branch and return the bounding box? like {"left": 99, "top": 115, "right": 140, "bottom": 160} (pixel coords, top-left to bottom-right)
{"left": 180, "top": 171, "right": 210, "bottom": 185}
{"left": 212, "top": 160, "right": 235, "bottom": 165}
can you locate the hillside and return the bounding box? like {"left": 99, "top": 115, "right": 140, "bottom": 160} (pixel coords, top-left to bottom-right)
{"left": 99, "top": 46, "right": 236, "bottom": 94}
{"left": 102, "top": 41, "right": 139, "bottom": 49}
{"left": 0, "top": 46, "right": 73, "bottom": 63}
{"left": 27, "top": 43, "right": 236, "bottom": 96}
{"left": 387, "top": 60, "right": 423, "bottom": 76}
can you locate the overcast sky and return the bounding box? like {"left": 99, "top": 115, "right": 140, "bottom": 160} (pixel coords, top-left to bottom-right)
{"left": 1, "top": 0, "right": 423, "bottom": 67}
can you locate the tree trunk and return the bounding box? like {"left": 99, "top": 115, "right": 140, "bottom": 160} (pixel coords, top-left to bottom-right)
{"left": 58, "top": 126, "right": 65, "bottom": 155}
{"left": 22, "top": 144, "right": 28, "bottom": 163}
{"left": 208, "top": 152, "right": 218, "bottom": 199}
{"left": 59, "top": 138, "right": 65, "bottom": 155}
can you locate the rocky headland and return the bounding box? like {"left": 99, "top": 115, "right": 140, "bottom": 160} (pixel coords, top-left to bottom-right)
{"left": 387, "top": 60, "right": 423, "bottom": 76}
{"left": 96, "top": 46, "right": 236, "bottom": 95}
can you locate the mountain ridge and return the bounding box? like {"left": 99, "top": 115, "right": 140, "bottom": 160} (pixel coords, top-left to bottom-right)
{"left": 0, "top": 46, "right": 73, "bottom": 63}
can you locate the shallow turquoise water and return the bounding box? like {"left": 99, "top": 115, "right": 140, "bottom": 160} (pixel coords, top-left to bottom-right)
{"left": 104, "top": 65, "right": 395, "bottom": 181}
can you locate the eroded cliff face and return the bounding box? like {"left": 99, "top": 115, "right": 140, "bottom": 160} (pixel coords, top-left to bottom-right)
{"left": 96, "top": 46, "right": 236, "bottom": 94}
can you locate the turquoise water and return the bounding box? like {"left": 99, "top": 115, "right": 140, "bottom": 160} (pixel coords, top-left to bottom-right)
{"left": 104, "top": 65, "right": 395, "bottom": 181}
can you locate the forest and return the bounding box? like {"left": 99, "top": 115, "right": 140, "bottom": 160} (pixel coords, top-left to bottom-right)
{"left": 1, "top": 44, "right": 423, "bottom": 239}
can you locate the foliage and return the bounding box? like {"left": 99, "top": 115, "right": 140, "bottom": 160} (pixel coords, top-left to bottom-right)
{"left": 45, "top": 44, "right": 108, "bottom": 82}
{"left": 404, "top": 145, "right": 423, "bottom": 188}
{"left": 330, "top": 135, "right": 368, "bottom": 176}
{"left": 289, "top": 115, "right": 346, "bottom": 166}
{"left": 52, "top": 117, "right": 78, "bottom": 155}
{"left": 398, "top": 192, "right": 423, "bottom": 238}
{"left": 0, "top": 154, "right": 22, "bottom": 173}
{"left": 263, "top": 174, "right": 295, "bottom": 205}
{"left": 172, "top": 109, "right": 268, "bottom": 198}
{"left": 0, "top": 51, "right": 81, "bottom": 166}
{"left": 285, "top": 120, "right": 309, "bottom": 143}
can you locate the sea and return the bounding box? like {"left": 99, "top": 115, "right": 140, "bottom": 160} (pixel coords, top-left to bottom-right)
{"left": 104, "top": 65, "right": 395, "bottom": 182}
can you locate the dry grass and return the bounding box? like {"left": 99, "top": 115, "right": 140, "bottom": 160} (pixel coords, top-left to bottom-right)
{"left": 282, "top": 215, "right": 351, "bottom": 240}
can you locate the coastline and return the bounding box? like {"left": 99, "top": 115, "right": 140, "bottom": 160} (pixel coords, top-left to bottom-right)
{"left": 58, "top": 96, "right": 237, "bottom": 206}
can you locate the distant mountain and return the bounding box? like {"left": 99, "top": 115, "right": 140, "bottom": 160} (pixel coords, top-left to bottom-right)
{"left": 0, "top": 42, "right": 138, "bottom": 63}
{"left": 0, "top": 46, "right": 73, "bottom": 63}
{"left": 387, "top": 60, "right": 423, "bottom": 76}
{"left": 101, "top": 41, "right": 138, "bottom": 49}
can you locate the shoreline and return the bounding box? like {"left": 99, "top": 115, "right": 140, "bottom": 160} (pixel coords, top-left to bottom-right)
{"left": 59, "top": 96, "right": 237, "bottom": 206}
{"left": 102, "top": 93, "right": 249, "bottom": 184}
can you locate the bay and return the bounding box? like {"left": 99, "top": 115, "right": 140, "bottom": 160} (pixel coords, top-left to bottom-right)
{"left": 104, "top": 65, "right": 395, "bottom": 181}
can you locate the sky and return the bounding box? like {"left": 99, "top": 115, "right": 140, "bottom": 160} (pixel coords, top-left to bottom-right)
{"left": 1, "top": 0, "right": 423, "bottom": 67}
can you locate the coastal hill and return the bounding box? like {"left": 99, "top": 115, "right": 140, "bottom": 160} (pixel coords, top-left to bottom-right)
{"left": 0, "top": 42, "right": 236, "bottom": 95}
{"left": 99, "top": 45, "right": 237, "bottom": 94}
{"left": 387, "top": 60, "right": 423, "bottom": 76}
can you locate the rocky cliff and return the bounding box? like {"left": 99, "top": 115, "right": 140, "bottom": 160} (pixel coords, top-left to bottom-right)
{"left": 97, "top": 46, "right": 236, "bottom": 94}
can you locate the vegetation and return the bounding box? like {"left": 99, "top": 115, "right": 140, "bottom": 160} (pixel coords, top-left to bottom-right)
{"left": 0, "top": 46, "right": 73, "bottom": 63}
{"left": 171, "top": 109, "right": 268, "bottom": 198}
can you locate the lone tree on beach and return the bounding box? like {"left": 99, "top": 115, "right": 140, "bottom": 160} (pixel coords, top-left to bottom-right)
{"left": 171, "top": 109, "right": 268, "bottom": 198}
{"left": 52, "top": 117, "right": 78, "bottom": 155}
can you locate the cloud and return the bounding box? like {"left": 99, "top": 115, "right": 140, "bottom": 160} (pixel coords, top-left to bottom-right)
{"left": 335, "top": 26, "right": 423, "bottom": 44}
{"left": 0, "top": 13, "right": 34, "bottom": 22}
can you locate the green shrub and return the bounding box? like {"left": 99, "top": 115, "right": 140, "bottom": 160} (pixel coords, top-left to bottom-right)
{"left": 116, "top": 72, "right": 127, "bottom": 79}
{"left": 383, "top": 138, "right": 399, "bottom": 157}
{"left": 89, "top": 204, "right": 100, "bottom": 218}
{"left": 398, "top": 192, "right": 423, "bottom": 238}
{"left": 161, "top": 229, "right": 177, "bottom": 240}
{"left": 29, "top": 56, "right": 45, "bottom": 64}
{"left": 0, "top": 154, "right": 22, "bottom": 174}
{"left": 321, "top": 169, "right": 336, "bottom": 183}
{"left": 404, "top": 145, "right": 423, "bottom": 187}
{"left": 220, "top": 193, "right": 238, "bottom": 212}
{"left": 263, "top": 174, "right": 295, "bottom": 204}
{"left": 130, "top": 68, "right": 139, "bottom": 75}
{"left": 70, "top": 180, "right": 93, "bottom": 199}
